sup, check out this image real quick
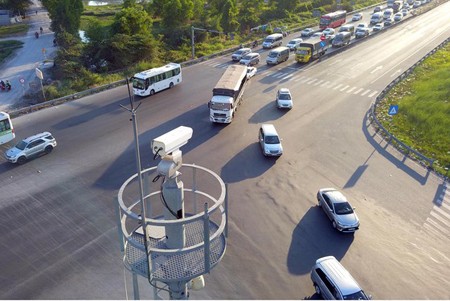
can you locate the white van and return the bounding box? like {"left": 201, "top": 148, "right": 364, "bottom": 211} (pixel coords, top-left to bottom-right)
{"left": 383, "top": 8, "right": 394, "bottom": 19}
{"left": 258, "top": 124, "right": 283, "bottom": 157}
{"left": 262, "top": 33, "right": 283, "bottom": 49}
{"left": 370, "top": 12, "right": 383, "bottom": 24}
{"left": 311, "top": 256, "right": 371, "bottom": 300}
{"left": 266, "top": 46, "right": 289, "bottom": 65}
{"left": 338, "top": 24, "right": 355, "bottom": 36}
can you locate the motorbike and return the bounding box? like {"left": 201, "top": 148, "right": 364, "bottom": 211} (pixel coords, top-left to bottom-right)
{"left": 252, "top": 40, "right": 258, "bottom": 48}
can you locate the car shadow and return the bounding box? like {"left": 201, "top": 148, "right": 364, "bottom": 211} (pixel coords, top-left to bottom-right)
{"left": 248, "top": 101, "right": 286, "bottom": 124}
{"left": 286, "top": 206, "right": 354, "bottom": 276}
{"left": 221, "top": 142, "right": 277, "bottom": 183}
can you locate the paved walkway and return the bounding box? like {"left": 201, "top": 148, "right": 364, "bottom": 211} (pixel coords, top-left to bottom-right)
{"left": 0, "top": 0, "right": 57, "bottom": 113}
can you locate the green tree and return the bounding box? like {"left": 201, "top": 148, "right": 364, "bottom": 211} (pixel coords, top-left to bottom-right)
{"left": 238, "top": 0, "right": 264, "bottom": 33}
{"left": 42, "top": 0, "right": 83, "bottom": 35}
{"left": 220, "top": 0, "right": 239, "bottom": 33}
{"left": 161, "top": 0, "right": 194, "bottom": 29}
{"left": 111, "top": 6, "right": 152, "bottom": 36}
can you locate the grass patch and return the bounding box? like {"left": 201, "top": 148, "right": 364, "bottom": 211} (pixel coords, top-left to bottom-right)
{"left": 0, "top": 40, "right": 24, "bottom": 63}
{"left": 376, "top": 43, "right": 450, "bottom": 174}
{"left": 0, "top": 23, "right": 29, "bottom": 38}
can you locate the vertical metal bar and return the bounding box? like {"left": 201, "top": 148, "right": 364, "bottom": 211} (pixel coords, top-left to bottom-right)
{"left": 193, "top": 164, "right": 197, "bottom": 214}
{"left": 225, "top": 183, "right": 229, "bottom": 238}
{"left": 203, "top": 203, "right": 211, "bottom": 273}
{"left": 114, "top": 196, "right": 124, "bottom": 252}
{"left": 132, "top": 273, "right": 140, "bottom": 300}
{"left": 191, "top": 26, "right": 195, "bottom": 59}
{"left": 143, "top": 171, "right": 152, "bottom": 218}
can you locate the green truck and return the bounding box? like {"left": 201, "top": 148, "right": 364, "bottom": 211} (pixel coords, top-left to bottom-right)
{"left": 295, "top": 38, "right": 330, "bottom": 63}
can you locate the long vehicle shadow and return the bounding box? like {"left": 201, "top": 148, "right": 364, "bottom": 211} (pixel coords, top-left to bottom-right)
{"left": 362, "top": 109, "right": 430, "bottom": 185}
{"left": 221, "top": 142, "right": 276, "bottom": 183}
{"left": 248, "top": 100, "right": 287, "bottom": 124}
{"left": 94, "top": 103, "right": 223, "bottom": 190}
{"left": 286, "top": 206, "right": 354, "bottom": 276}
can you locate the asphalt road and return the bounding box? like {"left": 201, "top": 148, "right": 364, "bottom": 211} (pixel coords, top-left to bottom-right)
{"left": 0, "top": 2, "right": 449, "bottom": 299}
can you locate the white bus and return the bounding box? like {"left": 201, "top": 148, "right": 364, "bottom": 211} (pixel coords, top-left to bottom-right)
{"left": 0, "top": 111, "right": 15, "bottom": 145}
{"left": 131, "top": 63, "right": 182, "bottom": 97}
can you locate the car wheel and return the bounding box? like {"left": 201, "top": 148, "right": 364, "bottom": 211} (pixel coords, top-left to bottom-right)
{"left": 314, "top": 284, "right": 321, "bottom": 295}
{"left": 150, "top": 89, "right": 155, "bottom": 96}
{"left": 332, "top": 221, "right": 337, "bottom": 229}
{"left": 169, "top": 82, "right": 174, "bottom": 89}
{"left": 45, "top": 145, "right": 53, "bottom": 154}
{"left": 17, "top": 156, "right": 26, "bottom": 164}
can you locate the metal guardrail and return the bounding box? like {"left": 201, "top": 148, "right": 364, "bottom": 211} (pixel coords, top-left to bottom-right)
{"left": 368, "top": 36, "right": 450, "bottom": 169}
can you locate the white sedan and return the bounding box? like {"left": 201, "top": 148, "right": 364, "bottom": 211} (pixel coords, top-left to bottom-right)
{"left": 246, "top": 66, "right": 257, "bottom": 79}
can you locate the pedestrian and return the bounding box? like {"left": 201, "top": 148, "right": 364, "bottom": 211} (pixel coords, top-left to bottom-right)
{"left": 40, "top": 27, "right": 43, "bottom": 34}
{"left": 35, "top": 31, "right": 39, "bottom": 39}
{"left": 35, "top": 10, "right": 38, "bottom": 15}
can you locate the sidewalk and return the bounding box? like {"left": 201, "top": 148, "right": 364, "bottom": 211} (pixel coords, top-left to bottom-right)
{"left": 0, "top": 0, "right": 57, "bottom": 113}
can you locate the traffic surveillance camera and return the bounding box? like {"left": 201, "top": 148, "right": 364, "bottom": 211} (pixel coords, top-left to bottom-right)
{"left": 152, "top": 126, "right": 193, "bottom": 157}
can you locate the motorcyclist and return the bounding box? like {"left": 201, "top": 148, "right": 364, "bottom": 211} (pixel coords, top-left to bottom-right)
{"left": 0, "top": 80, "right": 5, "bottom": 90}
{"left": 35, "top": 31, "right": 39, "bottom": 38}
{"left": 252, "top": 40, "right": 258, "bottom": 48}
{"left": 5, "top": 80, "right": 11, "bottom": 91}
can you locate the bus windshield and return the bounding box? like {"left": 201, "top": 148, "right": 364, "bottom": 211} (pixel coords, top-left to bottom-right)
{"left": 132, "top": 78, "right": 145, "bottom": 90}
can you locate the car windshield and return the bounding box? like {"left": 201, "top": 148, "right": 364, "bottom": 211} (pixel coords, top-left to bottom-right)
{"left": 343, "top": 290, "right": 369, "bottom": 300}
{"left": 297, "top": 49, "right": 308, "bottom": 55}
{"left": 278, "top": 93, "right": 291, "bottom": 100}
{"left": 242, "top": 55, "right": 252, "bottom": 60}
{"left": 235, "top": 50, "right": 243, "bottom": 55}
{"left": 15, "top": 140, "right": 27, "bottom": 150}
{"left": 334, "top": 202, "right": 354, "bottom": 215}
{"left": 264, "top": 135, "right": 280, "bottom": 144}
{"left": 210, "top": 102, "right": 231, "bottom": 110}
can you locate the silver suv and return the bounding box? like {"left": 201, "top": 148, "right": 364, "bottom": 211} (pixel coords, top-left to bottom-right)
{"left": 317, "top": 188, "right": 360, "bottom": 233}
{"left": 5, "top": 131, "right": 57, "bottom": 164}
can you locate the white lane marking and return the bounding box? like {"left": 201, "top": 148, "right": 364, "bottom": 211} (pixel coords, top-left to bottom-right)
{"left": 281, "top": 74, "right": 294, "bottom": 80}
{"left": 368, "top": 91, "right": 378, "bottom": 97}
{"left": 346, "top": 86, "right": 357, "bottom": 93}
{"left": 370, "top": 65, "right": 383, "bottom": 74}
{"left": 321, "top": 80, "right": 331, "bottom": 87}
{"left": 426, "top": 218, "right": 449, "bottom": 235}
{"left": 353, "top": 88, "right": 364, "bottom": 94}
{"left": 361, "top": 89, "right": 371, "bottom": 96}
{"left": 314, "top": 79, "right": 325, "bottom": 86}
{"left": 295, "top": 76, "right": 306, "bottom": 82}
{"left": 333, "top": 83, "right": 343, "bottom": 90}
{"left": 432, "top": 206, "right": 450, "bottom": 227}
{"left": 307, "top": 78, "right": 318, "bottom": 84}
{"left": 340, "top": 85, "right": 350, "bottom": 92}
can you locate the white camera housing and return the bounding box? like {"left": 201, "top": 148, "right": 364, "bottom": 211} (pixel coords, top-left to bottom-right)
{"left": 152, "top": 126, "right": 193, "bottom": 157}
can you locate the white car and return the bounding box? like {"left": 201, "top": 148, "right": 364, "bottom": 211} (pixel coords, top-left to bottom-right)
{"left": 373, "top": 22, "right": 384, "bottom": 31}
{"left": 246, "top": 66, "right": 257, "bottom": 79}
{"left": 401, "top": 8, "right": 408, "bottom": 16}
{"left": 5, "top": 132, "right": 57, "bottom": 164}
{"left": 301, "top": 28, "right": 314, "bottom": 37}
{"left": 413, "top": 1, "right": 421, "bottom": 8}
{"left": 276, "top": 88, "right": 293, "bottom": 109}
{"left": 286, "top": 38, "right": 303, "bottom": 51}
{"left": 317, "top": 188, "right": 360, "bottom": 233}
{"left": 352, "top": 13, "right": 363, "bottom": 21}
{"left": 322, "top": 28, "right": 335, "bottom": 36}
{"left": 239, "top": 52, "right": 260, "bottom": 66}
{"left": 311, "top": 32, "right": 323, "bottom": 39}
{"left": 231, "top": 48, "right": 251, "bottom": 61}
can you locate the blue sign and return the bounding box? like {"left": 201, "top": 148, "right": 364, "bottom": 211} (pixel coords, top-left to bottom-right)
{"left": 320, "top": 41, "right": 326, "bottom": 47}
{"left": 388, "top": 105, "right": 398, "bottom": 115}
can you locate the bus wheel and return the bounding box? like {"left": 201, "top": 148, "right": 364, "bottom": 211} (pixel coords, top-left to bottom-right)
{"left": 169, "top": 82, "right": 174, "bottom": 89}
{"left": 150, "top": 89, "right": 155, "bottom": 96}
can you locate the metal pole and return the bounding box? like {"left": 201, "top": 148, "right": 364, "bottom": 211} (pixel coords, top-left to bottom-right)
{"left": 40, "top": 78, "right": 46, "bottom": 101}
{"left": 132, "top": 273, "right": 140, "bottom": 300}
{"left": 131, "top": 109, "right": 152, "bottom": 281}
{"left": 191, "top": 26, "right": 195, "bottom": 59}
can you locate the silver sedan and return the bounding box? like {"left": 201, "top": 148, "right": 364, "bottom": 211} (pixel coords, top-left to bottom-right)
{"left": 317, "top": 188, "right": 360, "bottom": 233}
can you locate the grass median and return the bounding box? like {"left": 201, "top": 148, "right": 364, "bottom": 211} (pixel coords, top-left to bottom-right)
{"left": 376, "top": 43, "right": 450, "bottom": 175}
